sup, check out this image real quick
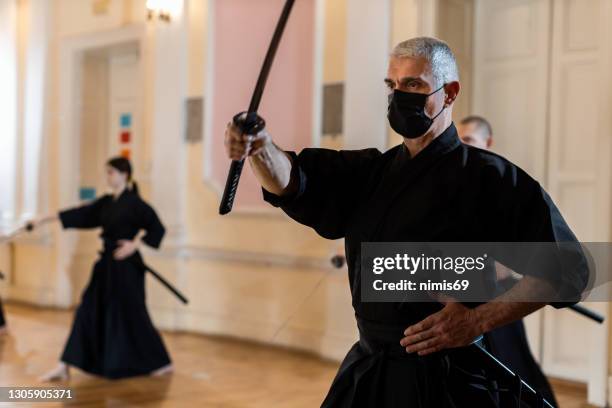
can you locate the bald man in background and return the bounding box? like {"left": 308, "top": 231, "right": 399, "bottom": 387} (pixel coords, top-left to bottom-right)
{"left": 458, "top": 115, "right": 558, "bottom": 406}
{"left": 457, "top": 116, "right": 493, "bottom": 150}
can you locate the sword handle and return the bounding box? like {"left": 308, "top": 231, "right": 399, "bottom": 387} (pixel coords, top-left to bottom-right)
{"left": 218, "top": 112, "right": 266, "bottom": 215}
{"left": 570, "top": 304, "right": 605, "bottom": 323}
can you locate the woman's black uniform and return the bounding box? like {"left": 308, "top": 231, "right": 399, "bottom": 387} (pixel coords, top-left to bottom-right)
{"left": 58, "top": 189, "right": 171, "bottom": 379}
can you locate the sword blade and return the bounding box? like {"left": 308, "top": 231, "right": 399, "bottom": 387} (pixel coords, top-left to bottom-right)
{"left": 219, "top": 0, "right": 297, "bottom": 215}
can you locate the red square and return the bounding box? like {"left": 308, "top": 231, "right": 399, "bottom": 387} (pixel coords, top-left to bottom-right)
{"left": 120, "top": 131, "right": 131, "bottom": 143}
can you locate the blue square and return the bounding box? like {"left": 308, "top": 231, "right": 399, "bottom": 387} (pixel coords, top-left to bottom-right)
{"left": 79, "top": 187, "right": 96, "bottom": 201}
{"left": 120, "top": 113, "right": 132, "bottom": 128}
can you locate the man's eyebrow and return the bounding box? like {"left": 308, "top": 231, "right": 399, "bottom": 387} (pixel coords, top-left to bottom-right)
{"left": 384, "top": 77, "right": 424, "bottom": 87}
{"left": 398, "top": 76, "right": 423, "bottom": 85}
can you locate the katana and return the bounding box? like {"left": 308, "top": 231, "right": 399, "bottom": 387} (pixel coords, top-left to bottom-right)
{"left": 0, "top": 222, "right": 188, "bottom": 304}
{"left": 570, "top": 303, "right": 604, "bottom": 323}
{"left": 119, "top": 254, "right": 189, "bottom": 305}
{"left": 0, "top": 223, "right": 33, "bottom": 245}
{"left": 143, "top": 263, "right": 189, "bottom": 305}
{"left": 467, "top": 340, "right": 556, "bottom": 408}
{"left": 219, "top": 0, "right": 296, "bottom": 215}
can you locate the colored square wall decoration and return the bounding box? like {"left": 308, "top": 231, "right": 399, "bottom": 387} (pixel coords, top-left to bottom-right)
{"left": 79, "top": 187, "right": 96, "bottom": 201}
{"left": 120, "top": 113, "right": 132, "bottom": 128}
{"left": 120, "top": 131, "right": 131, "bottom": 143}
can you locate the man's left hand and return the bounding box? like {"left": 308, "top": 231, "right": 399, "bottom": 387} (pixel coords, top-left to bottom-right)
{"left": 400, "top": 301, "right": 483, "bottom": 356}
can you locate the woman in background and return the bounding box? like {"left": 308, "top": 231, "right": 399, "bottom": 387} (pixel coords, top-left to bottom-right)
{"left": 35, "top": 157, "right": 172, "bottom": 381}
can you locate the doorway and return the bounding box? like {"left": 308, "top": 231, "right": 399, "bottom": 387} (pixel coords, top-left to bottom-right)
{"left": 57, "top": 26, "right": 144, "bottom": 305}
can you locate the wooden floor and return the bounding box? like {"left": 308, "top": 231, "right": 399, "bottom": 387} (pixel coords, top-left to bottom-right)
{"left": 0, "top": 303, "right": 589, "bottom": 407}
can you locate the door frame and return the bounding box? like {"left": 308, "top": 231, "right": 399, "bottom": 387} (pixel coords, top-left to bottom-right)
{"left": 56, "top": 25, "right": 145, "bottom": 306}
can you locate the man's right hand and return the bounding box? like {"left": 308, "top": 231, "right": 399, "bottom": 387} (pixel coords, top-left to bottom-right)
{"left": 223, "top": 114, "right": 294, "bottom": 196}
{"left": 224, "top": 118, "right": 272, "bottom": 161}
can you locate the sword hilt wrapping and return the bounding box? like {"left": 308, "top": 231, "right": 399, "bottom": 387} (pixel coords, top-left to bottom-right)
{"left": 218, "top": 112, "right": 267, "bottom": 215}
{"left": 233, "top": 111, "right": 266, "bottom": 135}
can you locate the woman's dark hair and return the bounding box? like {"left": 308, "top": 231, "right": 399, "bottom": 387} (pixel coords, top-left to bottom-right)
{"left": 107, "top": 156, "right": 139, "bottom": 195}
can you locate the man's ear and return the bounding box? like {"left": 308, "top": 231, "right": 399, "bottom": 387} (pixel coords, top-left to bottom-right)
{"left": 444, "top": 81, "right": 460, "bottom": 106}
{"left": 486, "top": 137, "right": 493, "bottom": 149}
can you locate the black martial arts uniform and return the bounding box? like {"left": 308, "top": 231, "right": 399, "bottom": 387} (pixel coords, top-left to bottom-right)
{"left": 58, "top": 189, "right": 171, "bottom": 379}
{"left": 263, "top": 123, "right": 588, "bottom": 407}
{"left": 484, "top": 274, "right": 558, "bottom": 406}
{"left": 485, "top": 319, "right": 557, "bottom": 406}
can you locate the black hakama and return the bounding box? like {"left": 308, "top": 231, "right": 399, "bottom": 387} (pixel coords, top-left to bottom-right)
{"left": 263, "top": 123, "right": 587, "bottom": 407}
{"left": 58, "top": 189, "right": 171, "bottom": 379}
{"left": 485, "top": 320, "right": 558, "bottom": 406}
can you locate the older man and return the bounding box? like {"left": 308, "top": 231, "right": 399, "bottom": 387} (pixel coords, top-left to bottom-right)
{"left": 225, "top": 37, "right": 586, "bottom": 407}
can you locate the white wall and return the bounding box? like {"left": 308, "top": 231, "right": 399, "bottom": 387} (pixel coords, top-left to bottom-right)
{"left": 0, "top": 0, "right": 18, "bottom": 223}
{"left": 343, "top": 0, "right": 391, "bottom": 151}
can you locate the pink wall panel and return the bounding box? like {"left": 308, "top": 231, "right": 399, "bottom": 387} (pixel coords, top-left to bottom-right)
{"left": 209, "top": 0, "right": 315, "bottom": 211}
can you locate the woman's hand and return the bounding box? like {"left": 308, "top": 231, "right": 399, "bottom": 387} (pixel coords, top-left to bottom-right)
{"left": 113, "top": 239, "right": 140, "bottom": 260}
{"left": 26, "top": 215, "right": 58, "bottom": 231}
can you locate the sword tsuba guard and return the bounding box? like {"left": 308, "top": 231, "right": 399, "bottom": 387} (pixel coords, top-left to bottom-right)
{"left": 233, "top": 111, "right": 266, "bottom": 135}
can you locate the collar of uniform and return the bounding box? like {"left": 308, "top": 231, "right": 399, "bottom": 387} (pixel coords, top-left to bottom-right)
{"left": 112, "top": 187, "right": 131, "bottom": 203}
{"left": 400, "top": 122, "right": 461, "bottom": 162}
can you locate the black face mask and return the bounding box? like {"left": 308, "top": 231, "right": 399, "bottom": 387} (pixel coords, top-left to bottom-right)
{"left": 387, "top": 85, "right": 446, "bottom": 139}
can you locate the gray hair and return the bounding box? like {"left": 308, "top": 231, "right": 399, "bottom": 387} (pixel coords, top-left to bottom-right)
{"left": 391, "top": 37, "right": 459, "bottom": 87}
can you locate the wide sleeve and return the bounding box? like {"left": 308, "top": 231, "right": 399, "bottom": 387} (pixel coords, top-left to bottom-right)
{"left": 262, "top": 148, "right": 381, "bottom": 240}
{"left": 58, "top": 196, "right": 107, "bottom": 230}
{"left": 137, "top": 201, "right": 166, "bottom": 249}
{"left": 490, "top": 164, "right": 590, "bottom": 307}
